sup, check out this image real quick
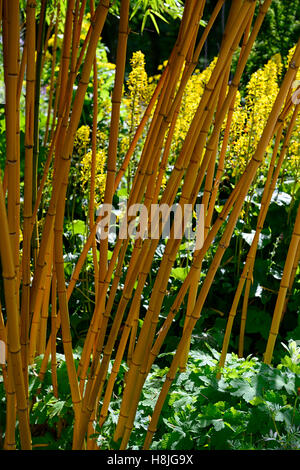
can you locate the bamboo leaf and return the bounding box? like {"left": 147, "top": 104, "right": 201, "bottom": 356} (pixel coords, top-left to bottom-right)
{"left": 149, "top": 11, "right": 160, "bottom": 34}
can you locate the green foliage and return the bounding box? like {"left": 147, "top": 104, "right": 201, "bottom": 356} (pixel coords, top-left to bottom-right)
{"left": 0, "top": 353, "right": 81, "bottom": 450}
{"left": 109, "top": 0, "right": 184, "bottom": 34}
{"left": 1, "top": 341, "right": 299, "bottom": 450}
{"left": 89, "top": 342, "right": 300, "bottom": 450}
{"left": 146, "top": 345, "right": 300, "bottom": 450}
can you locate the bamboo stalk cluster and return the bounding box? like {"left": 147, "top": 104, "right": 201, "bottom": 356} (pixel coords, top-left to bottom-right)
{"left": 0, "top": 0, "right": 299, "bottom": 450}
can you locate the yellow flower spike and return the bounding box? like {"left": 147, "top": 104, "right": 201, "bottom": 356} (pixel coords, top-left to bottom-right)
{"left": 226, "top": 55, "right": 283, "bottom": 178}
{"left": 79, "top": 148, "right": 107, "bottom": 205}
{"left": 74, "top": 125, "right": 90, "bottom": 151}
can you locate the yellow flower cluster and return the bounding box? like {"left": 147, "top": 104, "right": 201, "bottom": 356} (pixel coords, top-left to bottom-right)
{"left": 123, "top": 51, "right": 152, "bottom": 144}
{"left": 80, "top": 148, "right": 107, "bottom": 205}
{"left": 74, "top": 125, "right": 90, "bottom": 154}
{"left": 73, "top": 46, "right": 298, "bottom": 207}
{"left": 127, "top": 51, "right": 151, "bottom": 110}
{"left": 73, "top": 125, "right": 107, "bottom": 205}
{"left": 226, "top": 55, "right": 282, "bottom": 178}
{"left": 120, "top": 51, "right": 153, "bottom": 187}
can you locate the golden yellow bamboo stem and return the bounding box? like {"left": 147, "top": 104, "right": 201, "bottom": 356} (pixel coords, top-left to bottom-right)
{"left": 97, "top": 0, "right": 130, "bottom": 341}
{"left": 0, "top": 182, "right": 31, "bottom": 449}
{"left": 281, "top": 240, "right": 300, "bottom": 322}
{"left": 74, "top": 7, "right": 94, "bottom": 76}
{"left": 90, "top": 58, "right": 99, "bottom": 304}
{"left": 70, "top": 0, "right": 81, "bottom": 73}
{"left": 1, "top": 1, "right": 8, "bottom": 196}
{"left": 5, "top": 0, "right": 19, "bottom": 273}
{"left": 43, "top": 1, "right": 59, "bottom": 146}
{"left": 54, "top": 178, "right": 82, "bottom": 445}
{"left": 17, "top": 39, "right": 27, "bottom": 105}
{"left": 20, "top": 0, "right": 36, "bottom": 388}
{"left": 38, "top": 244, "right": 53, "bottom": 355}
{"left": 57, "top": 0, "right": 75, "bottom": 119}
{"left": 29, "top": 229, "right": 54, "bottom": 363}
{"left": 88, "top": 0, "right": 99, "bottom": 311}
{"left": 51, "top": 268, "right": 58, "bottom": 398}
{"left": 3, "top": 354, "right": 16, "bottom": 450}
{"left": 264, "top": 202, "right": 300, "bottom": 364}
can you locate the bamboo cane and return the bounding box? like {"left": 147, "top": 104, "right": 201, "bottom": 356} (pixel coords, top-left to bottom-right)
{"left": 31, "top": 0, "right": 47, "bottom": 266}
{"left": 0, "top": 182, "right": 32, "bottom": 449}
{"left": 20, "top": 0, "right": 36, "bottom": 388}
{"left": 96, "top": 0, "right": 130, "bottom": 352}
{"left": 3, "top": 355, "right": 16, "bottom": 449}
{"left": 43, "top": 1, "right": 60, "bottom": 146}
{"left": 89, "top": 58, "right": 99, "bottom": 305}
{"left": 264, "top": 202, "right": 300, "bottom": 364}
{"left": 37, "top": 243, "right": 53, "bottom": 355}
{"left": 51, "top": 268, "right": 58, "bottom": 398}
{"left": 57, "top": 0, "right": 75, "bottom": 118}
{"left": 54, "top": 175, "right": 82, "bottom": 444}
{"left": 5, "top": 0, "right": 19, "bottom": 274}
{"left": 281, "top": 239, "right": 300, "bottom": 322}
